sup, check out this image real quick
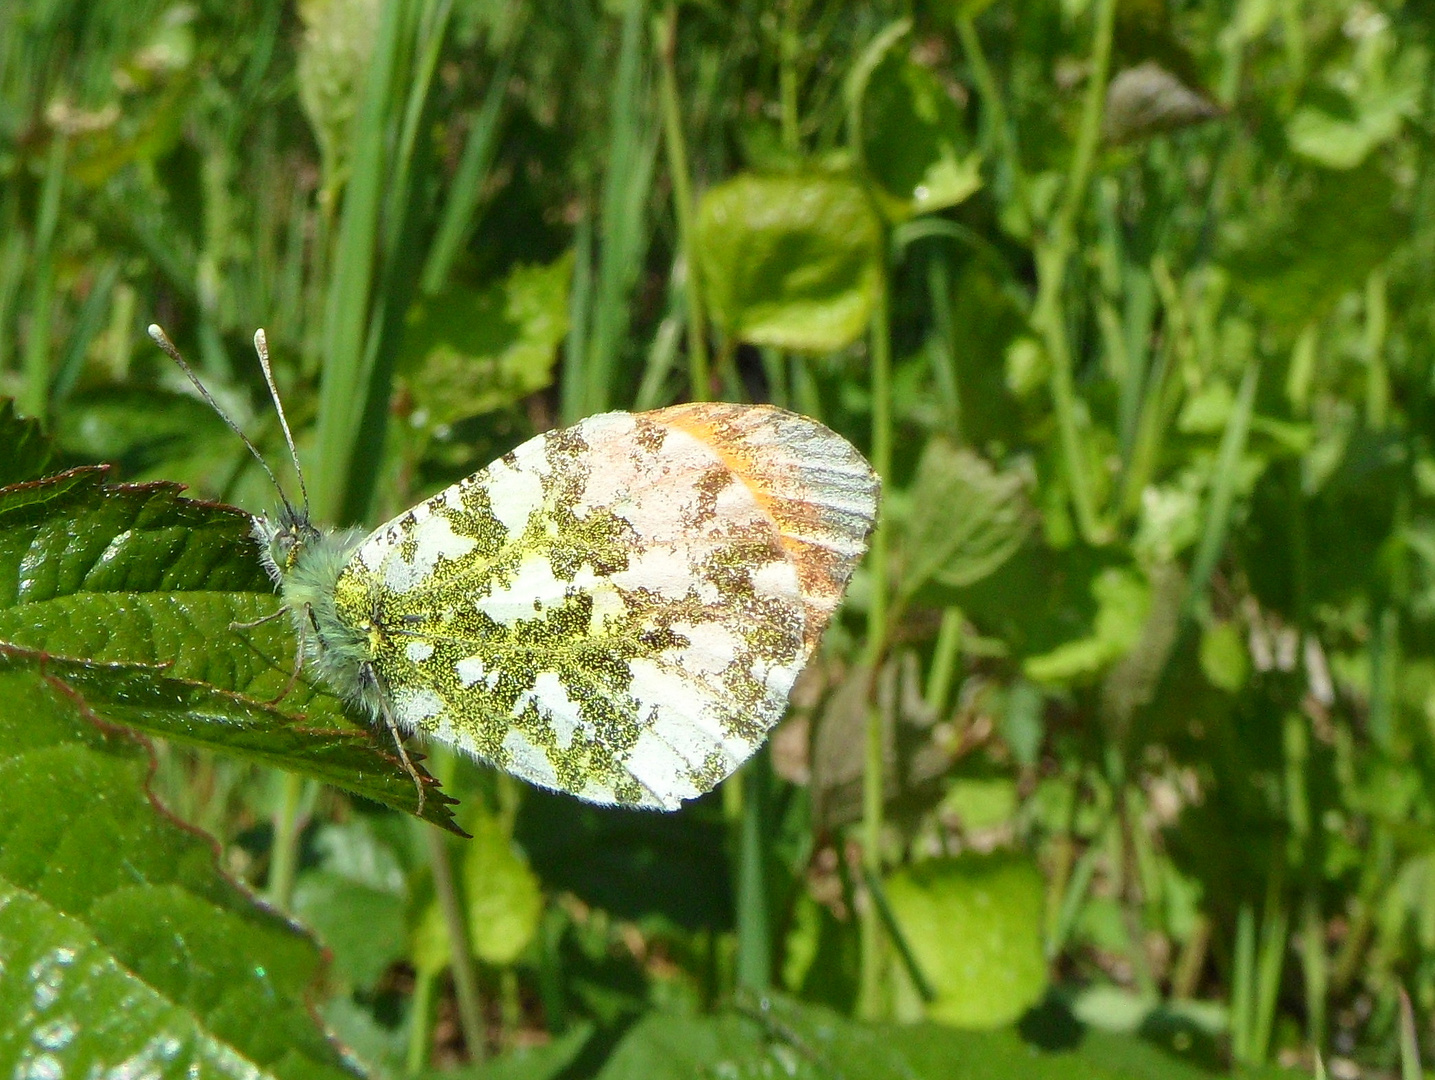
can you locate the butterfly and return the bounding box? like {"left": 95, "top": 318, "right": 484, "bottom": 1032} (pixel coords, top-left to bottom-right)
{"left": 150, "top": 326, "right": 879, "bottom": 813}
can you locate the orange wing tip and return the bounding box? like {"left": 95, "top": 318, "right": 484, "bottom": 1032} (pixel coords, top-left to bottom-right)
{"left": 651, "top": 402, "right": 880, "bottom": 645}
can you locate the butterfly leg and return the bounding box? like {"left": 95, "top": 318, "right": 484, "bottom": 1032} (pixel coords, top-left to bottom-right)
{"left": 229, "top": 605, "right": 291, "bottom": 631}
{"left": 362, "top": 661, "right": 428, "bottom": 817}
{"left": 267, "top": 626, "right": 307, "bottom": 706}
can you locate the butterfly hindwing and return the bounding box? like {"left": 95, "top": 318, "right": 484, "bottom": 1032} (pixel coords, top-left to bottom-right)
{"left": 330, "top": 405, "right": 878, "bottom": 809}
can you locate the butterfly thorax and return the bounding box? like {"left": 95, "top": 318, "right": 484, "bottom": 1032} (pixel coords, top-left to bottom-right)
{"left": 252, "top": 506, "right": 371, "bottom": 704}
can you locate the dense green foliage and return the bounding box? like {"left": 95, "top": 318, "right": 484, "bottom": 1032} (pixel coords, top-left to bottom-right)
{"left": 2, "top": 0, "right": 1433, "bottom": 1076}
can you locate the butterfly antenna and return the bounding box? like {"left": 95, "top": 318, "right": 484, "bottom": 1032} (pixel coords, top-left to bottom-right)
{"left": 252, "top": 329, "right": 310, "bottom": 517}
{"left": 147, "top": 324, "right": 293, "bottom": 513}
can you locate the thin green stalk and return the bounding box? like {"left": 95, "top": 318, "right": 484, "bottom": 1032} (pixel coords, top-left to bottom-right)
{"left": 405, "top": 968, "right": 436, "bottom": 1075}
{"left": 1369, "top": 604, "right": 1399, "bottom": 752}
{"left": 1231, "top": 901, "right": 1256, "bottom": 1062}
{"left": 1170, "top": 914, "right": 1210, "bottom": 1000}
{"left": 1301, "top": 890, "right": 1327, "bottom": 1053}
{"left": 425, "top": 823, "right": 486, "bottom": 1062}
{"left": 51, "top": 259, "right": 119, "bottom": 404}
{"left": 925, "top": 254, "right": 961, "bottom": 437}
{"left": 1048, "top": 826, "right": 1105, "bottom": 958}
{"left": 791, "top": 354, "right": 821, "bottom": 420}
{"left": 421, "top": 35, "right": 514, "bottom": 295}
{"left": 1251, "top": 888, "right": 1289, "bottom": 1065}
{"left": 1399, "top": 987, "right": 1422, "bottom": 1080}
{"left": 267, "top": 772, "right": 307, "bottom": 910}
{"left": 652, "top": 3, "right": 710, "bottom": 402}
{"left": 954, "top": 13, "right": 1023, "bottom": 222}
{"left": 22, "top": 133, "right": 66, "bottom": 420}
{"left": 584, "top": 0, "right": 657, "bottom": 417}
{"left": 923, "top": 608, "right": 963, "bottom": 718}
{"left": 1182, "top": 360, "right": 1260, "bottom": 621}
{"left": 1028, "top": 0, "right": 1117, "bottom": 545}
{"left": 778, "top": 0, "right": 806, "bottom": 154}
{"left": 861, "top": 865, "right": 936, "bottom": 1003}
{"left": 0, "top": 190, "right": 28, "bottom": 374}
{"left": 735, "top": 750, "right": 771, "bottom": 991}
{"left": 759, "top": 348, "right": 789, "bottom": 409}
{"left": 858, "top": 279, "right": 893, "bottom": 1017}
{"left": 562, "top": 198, "right": 595, "bottom": 424}
{"left": 1365, "top": 267, "right": 1389, "bottom": 430}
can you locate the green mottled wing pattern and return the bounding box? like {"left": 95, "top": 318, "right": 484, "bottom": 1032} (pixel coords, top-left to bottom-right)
{"left": 331, "top": 405, "right": 877, "bottom": 809}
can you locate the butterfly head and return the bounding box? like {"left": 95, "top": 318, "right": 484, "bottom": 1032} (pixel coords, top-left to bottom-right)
{"left": 253, "top": 500, "right": 324, "bottom": 585}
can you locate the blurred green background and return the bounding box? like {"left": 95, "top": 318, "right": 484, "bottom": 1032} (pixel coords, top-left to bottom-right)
{"left": 2, "top": 0, "right": 1434, "bottom": 1076}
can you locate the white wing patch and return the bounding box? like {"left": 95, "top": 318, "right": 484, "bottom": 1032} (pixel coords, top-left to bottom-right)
{"left": 333, "top": 404, "right": 879, "bottom": 810}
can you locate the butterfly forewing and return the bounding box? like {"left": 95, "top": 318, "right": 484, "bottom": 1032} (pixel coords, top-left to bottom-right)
{"left": 330, "top": 404, "right": 878, "bottom": 809}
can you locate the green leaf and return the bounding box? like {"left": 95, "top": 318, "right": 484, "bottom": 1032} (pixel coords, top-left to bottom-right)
{"left": 464, "top": 805, "right": 543, "bottom": 965}
{"left": 861, "top": 53, "right": 982, "bottom": 218}
{"left": 898, "top": 439, "right": 1033, "bottom": 602}
{"left": 695, "top": 173, "right": 884, "bottom": 353}
{"left": 292, "top": 821, "right": 409, "bottom": 987}
{"left": 594, "top": 996, "right": 1221, "bottom": 1079}
{"left": 884, "top": 855, "right": 1047, "bottom": 1029}
{"left": 1023, "top": 567, "right": 1151, "bottom": 685}
{"left": 0, "top": 399, "right": 54, "bottom": 485}
{"left": 0, "top": 465, "right": 459, "bottom": 832}
{"left": 399, "top": 253, "right": 574, "bottom": 427}
{"left": 0, "top": 647, "right": 359, "bottom": 1079}
{"left": 1222, "top": 160, "right": 1407, "bottom": 337}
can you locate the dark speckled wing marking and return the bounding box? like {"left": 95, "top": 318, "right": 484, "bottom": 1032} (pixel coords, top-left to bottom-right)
{"left": 331, "top": 405, "right": 879, "bottom": 809}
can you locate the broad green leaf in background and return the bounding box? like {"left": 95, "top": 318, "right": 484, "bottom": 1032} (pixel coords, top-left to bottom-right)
{"left": 898, "top": 438, "right": 1033, "bottom": 603}
{"left": 1222, "top": 159, "right": 1407, "bottom": 337}
{"left": 695, "top": 172, "right": 884, "bottom": 353}
{"left": 0, "top": 645, "right": 358, "bottom": 1079}
{"left": 861, "top": 52, "right": 982, "bottom": 219}
{"left": 0, "top": 446, "right": 459, "bottom": 831}
{"left": 1024, "top": 566, "right": 1151, "bottom": 685}
{"left": 399, "top": 253, "right": 574, "bottom": 428}
{"left": 1286, "top": 38, "right": 1425, "bottom": 170}
{"left": 292, "top": 820, "right": 410, "bottom": 988}
{"left": 464, "top": 803, "right": 543, "bottom": 965}
{"left": 53, "top": 385, "right": 237, "bottom": 488}
{"left": 593, "top": 994, "right": 1247, "bottom": 1079}
{"left": 884, "top": 855, "right": 1047, "bottom": 1029}
{"left": 0, "top": 399, "right": 52, "bottom": 485}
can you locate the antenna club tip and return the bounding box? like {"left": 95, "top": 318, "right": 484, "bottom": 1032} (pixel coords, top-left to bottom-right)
{"left": 146, "top": 323, "right": 166, "bottom": 342}
{"left": 254, "top": 328, "right": 268, "bottom": 349}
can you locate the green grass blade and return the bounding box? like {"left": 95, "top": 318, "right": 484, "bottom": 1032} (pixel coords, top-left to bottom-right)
{"left": 311, "top": 0, "right": 409, "bottom": 522}
{"left": 1183, "top": 359, "right": 1260, "bottom": 620}
{"left": 21, "top": 134, "right": 67, "bottom": 420}
{"left": 420, "top": 44, "right": 516, "bottom": 295}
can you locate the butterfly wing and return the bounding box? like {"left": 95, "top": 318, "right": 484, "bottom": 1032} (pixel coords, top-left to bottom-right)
{"left": 332, "top": 404, "right": 878, "bottom": 809}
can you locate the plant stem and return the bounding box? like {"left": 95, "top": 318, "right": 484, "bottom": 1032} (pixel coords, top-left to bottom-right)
{"left": 312, "top": 0, "right": 408, "bottom": 522}
{"left": 652, "top": 3, "right": 710, "bottom": 402}
{"left": 21, "top": 133, "right": 66, "bottom": 420}
{"left": 426, "top": 824, "right": 486, "bottom": 1062}
{"left": 858, "top": 275, "right": 893, "bottom": 1018}
{"left": 954, "top": 13, "right": 1022, "bottom": 215}
{"left": 735, "top": 750, "right": 771, "bottom": 991}
{"left": 1028, "top": 0, "right": 1117, "bottom": 545}
{"left": 405, "top": 968, "right": 436, "bottom": 1075}
{"left": 779, "top": 0, "right": 805, "bottom": 154}
{"left": 267, "top": 772, "right": 307, "bottom": 910}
